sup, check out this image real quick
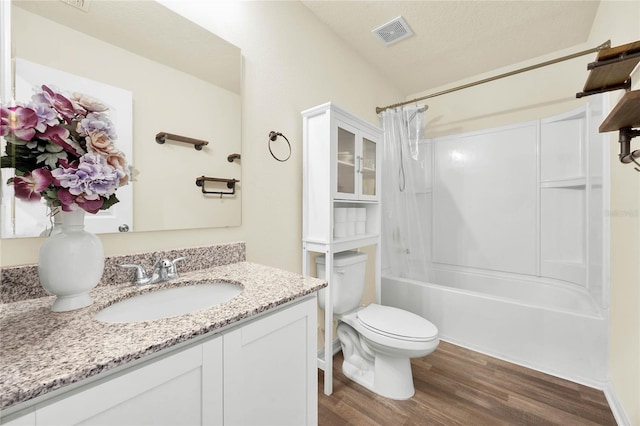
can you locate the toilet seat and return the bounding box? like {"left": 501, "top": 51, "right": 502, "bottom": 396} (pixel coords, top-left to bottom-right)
{"left": 356, "top": 304, "right": 438, "bottom": 342}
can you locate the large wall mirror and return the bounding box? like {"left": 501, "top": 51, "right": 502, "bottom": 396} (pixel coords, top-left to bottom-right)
{"left": 0, "top": 0, "right": 242, "bottom": 238}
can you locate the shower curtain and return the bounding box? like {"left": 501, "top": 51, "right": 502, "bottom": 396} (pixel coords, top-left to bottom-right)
{"left": 379, "top": 105, "right": 431, "bottom": 280}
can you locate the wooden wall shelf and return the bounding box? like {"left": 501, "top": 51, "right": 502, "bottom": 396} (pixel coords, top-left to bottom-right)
{"left": 599, "top": 90, "right": 640, "bottom": 132}
{"left": 577, "top": 40, "right": 640, "bottom": 98}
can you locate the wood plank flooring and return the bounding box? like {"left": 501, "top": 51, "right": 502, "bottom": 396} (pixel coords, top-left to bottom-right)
{"left": 318, "top": 341, "right": 616, "bottom": 425}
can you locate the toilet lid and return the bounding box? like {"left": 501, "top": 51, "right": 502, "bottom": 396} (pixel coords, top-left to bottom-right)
{"left": 356, "top": 304, "right": 438, "bottom": 342}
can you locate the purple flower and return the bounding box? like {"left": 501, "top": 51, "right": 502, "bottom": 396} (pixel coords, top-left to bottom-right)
{"left": 28, "top": 101, "right": 59, "bottom": 132}
{"left": 2, "top": 106, "right": 39, "bottom": 141}
{"left": 57, "top": 188, "right": 104, "bottom": 213}
{"left": 0, "top": 106, "right": 9, "bottom": 137}
{"left": 2, "top": 85, "right": 128, "bottom": 214}
{"left": 31, "top": 85, "right": 78, "bottom": 122}
{"left": 38, "top": 125, "right": 80, "bottom": 156}
{"left": 12, "top": 168, "right": 53, "bottom": 202}
{"left": 51, "top": 153, "right": 125, "bottom": 213}
{"left": 77, "top": 112, "right": 116, "bottom": 140}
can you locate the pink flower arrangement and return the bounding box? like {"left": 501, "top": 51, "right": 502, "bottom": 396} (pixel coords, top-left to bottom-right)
{"left": 1, "top": 85, "right": 129, "bottom": 214}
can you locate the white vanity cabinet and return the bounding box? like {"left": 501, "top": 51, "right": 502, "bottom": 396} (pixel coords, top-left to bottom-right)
{"left": 1, "top": 296, "right": 317, "bottom": 426}
{"left": 224, "top": 296, "right": 317, "bottom": 425}
{"left": 36, "top": 337, "right": 224, "bottom": 426}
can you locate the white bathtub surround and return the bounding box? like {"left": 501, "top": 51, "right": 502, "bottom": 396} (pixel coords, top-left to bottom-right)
{"left": 380, "top": 99, "right": 609, "bottom": 388}
{"left": 382, "top": 272, "right": 608, "bottom": 387}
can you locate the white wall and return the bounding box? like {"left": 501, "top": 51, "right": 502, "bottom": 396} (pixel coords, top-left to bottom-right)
{"left": 0, "top": 1, "right": 402, "bottom": 268}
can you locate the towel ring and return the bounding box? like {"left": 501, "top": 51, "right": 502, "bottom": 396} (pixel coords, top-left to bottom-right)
{"left": 268, "top": 131, "right": 291, "bottom": 162}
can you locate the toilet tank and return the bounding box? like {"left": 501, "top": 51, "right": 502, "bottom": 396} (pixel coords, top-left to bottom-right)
{"left": 315, "top": 251, "right": 368, "bottom": 314}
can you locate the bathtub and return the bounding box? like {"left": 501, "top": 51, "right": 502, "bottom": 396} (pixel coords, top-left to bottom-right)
{"left": 381, "top": 270, "right": 609, "bottom": 388}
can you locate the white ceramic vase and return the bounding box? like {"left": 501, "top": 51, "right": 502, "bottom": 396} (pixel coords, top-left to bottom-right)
{"left": 38, "top": 208, "right": 104, "bottom": 312}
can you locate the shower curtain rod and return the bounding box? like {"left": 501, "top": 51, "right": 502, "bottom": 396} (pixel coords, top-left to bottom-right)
{"left": 375, "top": 40, "right": 611, "bottom": 114}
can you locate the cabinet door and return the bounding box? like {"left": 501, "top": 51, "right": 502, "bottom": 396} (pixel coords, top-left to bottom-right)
{"left": 335, "top": 121, "right": 358, "bottom": 200}
{"left": 334, "top": 119, "right": 379, "bottom": 201}
{"left": 1, "top": 410, "right": 35, "bottom": 426}
{"left": 223, "top": 297, "right": 317, "bottom": 426}
{"left": 35, "top": 339, "right": 222, "bottom": 426}
{"left": 359, "top": 133, "right": 379, "bottom": 200}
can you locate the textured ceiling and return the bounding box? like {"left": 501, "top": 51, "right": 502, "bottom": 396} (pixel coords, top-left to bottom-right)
{"left": 301, "top": 0, "right": 601, "bottom": 96}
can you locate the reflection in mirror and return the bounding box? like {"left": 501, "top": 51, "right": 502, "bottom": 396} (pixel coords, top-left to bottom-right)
{"left": 1, "top": 0, "right": 242, "bottom": 238}
{"left": 3, "top": 58, "right": 134, "bottom": 237}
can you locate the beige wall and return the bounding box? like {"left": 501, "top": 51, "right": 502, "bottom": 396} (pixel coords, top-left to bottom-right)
{"left": 0, "top": 1, "right": 402, "bottom": 268}
{"left": 2, "top": 1, "right": 637, "bottom": 421}
{"left": 403, "top": 1, "right": 639, "bottom": 423}
{"left": 593, "top": 2, "right": 640, "bottom": 424}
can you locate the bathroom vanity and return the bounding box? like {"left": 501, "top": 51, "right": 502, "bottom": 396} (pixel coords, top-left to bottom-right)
{"left": 0, "top": 243, "right": 325, "bottom": 425}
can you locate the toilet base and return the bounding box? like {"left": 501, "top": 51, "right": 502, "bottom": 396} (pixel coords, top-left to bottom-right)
{"left": 336, "top": 308, "right": 440, "bottom": 400}
{"left": 342, "top": 352, "right": 415, "bottom": 400}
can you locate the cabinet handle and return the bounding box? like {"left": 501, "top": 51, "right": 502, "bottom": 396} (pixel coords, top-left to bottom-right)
{"left": 357, "top": 156, "right": 363, "bottom": 174}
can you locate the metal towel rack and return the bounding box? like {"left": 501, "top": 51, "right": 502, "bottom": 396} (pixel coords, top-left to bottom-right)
{"left": 156, "top": 132, "right": 209, "bottom": 150}
{"left": 195, "top": 176, "right": 239, "bottom": 197}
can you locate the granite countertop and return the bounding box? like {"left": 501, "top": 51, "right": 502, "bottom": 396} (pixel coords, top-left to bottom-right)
{"left": 0, "top": 261, "right": 326, "bottom": 411}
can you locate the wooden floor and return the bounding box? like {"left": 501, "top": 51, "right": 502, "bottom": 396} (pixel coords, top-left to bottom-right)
{"left": 318, "top": 341, "right": 616, "bottom": 426}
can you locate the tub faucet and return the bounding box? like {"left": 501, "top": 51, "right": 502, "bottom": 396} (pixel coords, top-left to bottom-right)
{"left": 120, "top": 256, "right": 189, "bottom": 286}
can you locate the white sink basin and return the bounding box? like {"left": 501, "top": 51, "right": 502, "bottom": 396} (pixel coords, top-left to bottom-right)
{"left": 95, "top": 282, "right": 242, "bottom": 323}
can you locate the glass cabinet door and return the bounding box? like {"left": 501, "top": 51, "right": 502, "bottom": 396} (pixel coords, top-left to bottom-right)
{"left": 337, "top": 127, "right": 356, "bottom": 196}
{"left": 361, "top": 137, "right": 377, "bottom": 197}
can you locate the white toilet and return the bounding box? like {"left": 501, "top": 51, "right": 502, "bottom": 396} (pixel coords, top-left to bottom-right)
{"left": 316, "top": 251, "right": 439, "bottom": 400}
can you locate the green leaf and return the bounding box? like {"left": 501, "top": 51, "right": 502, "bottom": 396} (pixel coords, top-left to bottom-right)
{"left": 100, "top": 194, "right": 120, "bottom": 210}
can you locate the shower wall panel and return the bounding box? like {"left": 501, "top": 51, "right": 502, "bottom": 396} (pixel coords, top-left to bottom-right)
{"left": 432, "top": 123, "right": 538, "bottom": 275}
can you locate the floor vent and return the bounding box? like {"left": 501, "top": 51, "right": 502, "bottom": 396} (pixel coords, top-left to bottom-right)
{"left": 372, "top": 16, "right": 413, "bottom": 46}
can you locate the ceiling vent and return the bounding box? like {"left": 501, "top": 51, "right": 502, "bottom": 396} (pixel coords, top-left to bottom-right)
{"left": 372, "top": 16, "right": 413, "bottom": 46}
{"left": 59, "top": 0, "right": 90, "bottom": 12}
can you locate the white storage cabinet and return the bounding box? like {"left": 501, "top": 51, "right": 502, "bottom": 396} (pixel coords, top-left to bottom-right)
{"left": 301, "top": 102, "right": 382, "bottom": 395}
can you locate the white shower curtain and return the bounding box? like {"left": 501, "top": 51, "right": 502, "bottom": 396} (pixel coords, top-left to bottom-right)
{"left": 379, "top": 105, "right": 431, "bottom": 280}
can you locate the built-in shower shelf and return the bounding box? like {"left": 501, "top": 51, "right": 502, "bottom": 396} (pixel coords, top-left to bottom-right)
{"left": 540, "top": 177, "right": 587, "bottom": 189}
{"left": 577, "top": 40, "right": 640, "bottom": 98}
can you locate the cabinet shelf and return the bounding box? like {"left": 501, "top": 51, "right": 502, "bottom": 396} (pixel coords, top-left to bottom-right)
{"left": 334, "top": 199, "right": 379, "bottom": 205}
{"left": 577, "top": 40, "right": 640, "bottom": 97}
{"left": 304, "top": 234, "right": 380, "bottom": 254}
{"left": 599, "top": 90, "right": 640, "bottom": 132}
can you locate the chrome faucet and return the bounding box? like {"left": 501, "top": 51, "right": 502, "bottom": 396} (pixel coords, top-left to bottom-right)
{"left": 120, "top": 256, "right": 188, "bottom": 286}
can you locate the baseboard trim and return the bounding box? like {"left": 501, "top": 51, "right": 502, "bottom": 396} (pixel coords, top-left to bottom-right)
{"left": 604, "top": 381, "right": 631, "bottom": 426}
